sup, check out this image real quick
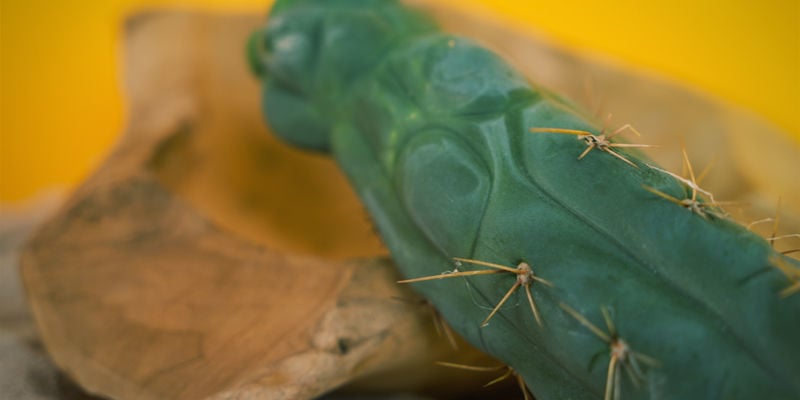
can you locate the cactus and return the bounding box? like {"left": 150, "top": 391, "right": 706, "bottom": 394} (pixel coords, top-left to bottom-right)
{"left": 248, "top": 0, "right": 800, "bottom": 398}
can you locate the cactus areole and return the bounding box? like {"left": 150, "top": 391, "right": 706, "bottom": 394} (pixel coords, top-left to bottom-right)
{"left": 248, "top": 1, "right": 800, "bottom": 398}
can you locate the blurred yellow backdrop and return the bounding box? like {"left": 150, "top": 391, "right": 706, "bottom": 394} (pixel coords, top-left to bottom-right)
{"left": 1, "top": 0, "right": 798, "bottom": 203}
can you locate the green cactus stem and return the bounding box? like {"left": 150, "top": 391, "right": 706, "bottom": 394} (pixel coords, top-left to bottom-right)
{"left": 248, "top": 1, "right": 800, "bottom": 398}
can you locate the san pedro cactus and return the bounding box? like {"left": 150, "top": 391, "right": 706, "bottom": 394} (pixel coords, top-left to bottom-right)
{"left": 248, "top": 0, "right": 800, "bottom": 398}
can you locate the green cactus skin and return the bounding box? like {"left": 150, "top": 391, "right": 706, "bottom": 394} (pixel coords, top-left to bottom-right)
{"left": 248, "top": 1, "right": 800, "bottom": 398}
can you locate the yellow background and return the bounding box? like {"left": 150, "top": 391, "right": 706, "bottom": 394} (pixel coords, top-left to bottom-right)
{"left": 2, "top": 0, "right": 798, "bottom": 203}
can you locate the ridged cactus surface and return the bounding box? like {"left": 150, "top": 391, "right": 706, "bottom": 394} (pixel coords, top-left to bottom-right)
{"left": 249, "top": 1, "right": 800, "bottom": 398}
